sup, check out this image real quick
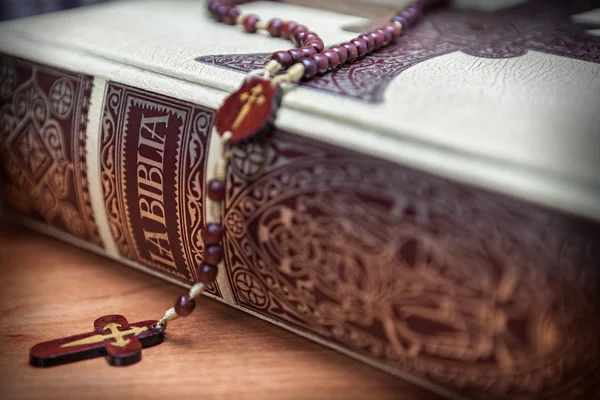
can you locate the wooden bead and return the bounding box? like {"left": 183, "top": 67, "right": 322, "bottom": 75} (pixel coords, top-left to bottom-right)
{"left": 196, "top": 263, "right": 218, "bottom": 284}
{"left": 360, "top": 34, "right": 375, "bottom": 54}
{"left": 370, "top": 30, "right": 385, "bottom": 49}
{"left": 323, "top": 49, "right": 340, "bottom": 71}
{"left": 288, "top": 48, "right": 304, "bottom": 63}
{"left": 300, "top": 58, "right": 318, "bottom": 80}
{"left": 207, "top": 179, "right": 225, "bottom": 201}
{"left": 379, "top": 27, "right": 392, "bottom": 46}
{"left": 280, "top": 21, "right": 298, "bottom": 39}
{"left": 401, "top": 6, "right": 421, "bottom": 26}
{"left": 204, "top": 244, "right": 224, "bottom": 265}
{"left": 303, "top": 32, "right": 319, "bottom": 43}
{"left": 385, "top": 21, "right": 402, "bottom": 39}
{"left": 208, "top": 2, "right": 220, "bottom": 18}
{"left": 223, "top": 7, "right": 240, "bottom": 25}
{"left": 301, "top": 46, "right": 317, "bottom": 58}
{"left": 216, "top": 5, "right": 230, "bottom": 22}
{"left": 201, "top": 224, "right": 224, "bottom": 245}
{"left": 174, "top": 294, "right": 196, "bottom": 317}
{"left": 267, "top": 18, "right": 282, "bottom": 36}
{"left": 331, "top": 45, "right": 347, "bottom": 66}
{"left": 271, "top": 50, "right": 293, "bottom": 69}
{"left": 242, "top": 15, "right": 259, "bottom": 33}
{"left": 292, "top": 27, "right": 308, "bottom": 46}
{"left": 311, "top": 53, "right": 329, "bottom": 75}
{"left": 307, "top": 39, "right": 324, "bottom": 52}
{"left": 351, "top": 38, "right": 367, "bottom": 58}
{"left": 341, "top": 42, "right": 358, "bottom": 63}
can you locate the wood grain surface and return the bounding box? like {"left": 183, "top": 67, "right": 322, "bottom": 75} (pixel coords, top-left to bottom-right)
{"left": 0, "top": 222, "right": 442, "bottom": 400}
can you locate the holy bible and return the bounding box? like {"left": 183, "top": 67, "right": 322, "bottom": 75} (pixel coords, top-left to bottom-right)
{"left": 1, "top": 1, "right": 599, "bottom": 399}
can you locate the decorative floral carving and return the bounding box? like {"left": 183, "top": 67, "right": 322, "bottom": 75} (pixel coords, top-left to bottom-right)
{"left": 0, "top": 56, "right": 101, "bottom": 246}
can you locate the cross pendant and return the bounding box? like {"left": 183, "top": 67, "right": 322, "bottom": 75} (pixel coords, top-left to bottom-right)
{"left": 29, "top": 315, "right": 165, "bottom": 367}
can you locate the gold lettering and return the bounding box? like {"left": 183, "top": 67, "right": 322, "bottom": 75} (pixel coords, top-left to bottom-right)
{"left": 139, "top": 198, "right": 166, "bottom": 226}
{"left": 144, "top": 230, "right": 176, "bottom": 268}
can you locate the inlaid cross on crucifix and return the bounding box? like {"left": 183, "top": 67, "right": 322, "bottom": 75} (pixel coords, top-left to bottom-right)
{"left": 29, "top": 315, "right": 164, "bottom": 367}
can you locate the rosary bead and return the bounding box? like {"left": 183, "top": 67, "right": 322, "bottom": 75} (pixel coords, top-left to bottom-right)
{"left": 271, "top": 50, "right": 294, "bottom": 69}
{"left": 292, "top": 27, "right": 308, "bottom": 46}
{"left": 323, "top": 49, "right": 340, "bottom": 71}
{"left": 379, "top": 27, "right": 392, "bottom": 46}
{"left": 331, "top": 45, "right": 347, "bottom": 66}
{"left": 216, "top": 5, "right": 230, "bottom": 22}
{"left": 360, "top": 34, "right": 375, "bottom": 54}
{"left": 196, "top": 263, "right": 218, "bottom": 284}
{"left": 303, "top": 32, "right": 319, "bottom": 44}
{"left": 267, "top": 18, "right": 282, "bottom": 36}
{"left": 174, "top": 294, "right": 196, "bottom": 317}
{"left": 311, "top": 53, "right": 329, "bottom": 75}
{"left": 208, "top": 2, "right": 220, "bottom": 18}
{"left": 385, "top": 21, "right": 402, "bottom": 39}
{"left": 204, "top": 244, "right": 224, "bottom": 265}
{"left": 207, "top": 179, "right": 226, "bottom": 201}
{"left": 300, "top": 58, "right": 318, "bottom": 80}
{"left": 280, "top": 21, "right": 298, "bottom": 39}
{"left": 351, "top": 38, "right": 368, "bottom": 58}
{"left": 370, "top": 30, "right": 385, "bottom": 49}
{"left": 301, "top": 46, "right": 317, "bottom": 58}
{"left": 308, "top": 39, "right": 324, "bottom": 52}
{"left": 201, "top": 223, "right": 224, "bottom": 245}
{"left": 242, "top": 15, "right": 259, "bottom": 33}
{"left": 341, "top": 42, "right": 358, "bottom": 63}
{"left": 223, "top": 7, "right": 240, "bottom": 25}
{"left": 288, "top": 48, "right": 304, "bottom": 63}
{"left": 401, "top": 7, "right": 421, "bottom": 26}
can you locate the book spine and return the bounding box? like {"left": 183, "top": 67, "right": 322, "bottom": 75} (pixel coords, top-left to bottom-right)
{"left": 1, "top": 54, "right": 599, "bottom": 400}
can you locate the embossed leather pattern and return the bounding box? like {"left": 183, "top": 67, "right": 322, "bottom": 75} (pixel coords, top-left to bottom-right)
{"left": 0, "top": 55, "right": 101, "bottom": 246}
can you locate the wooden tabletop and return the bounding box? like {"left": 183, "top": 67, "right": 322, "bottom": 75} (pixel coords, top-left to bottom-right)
{"left": 0, "top": 222, "right": 442, "bottom": 400}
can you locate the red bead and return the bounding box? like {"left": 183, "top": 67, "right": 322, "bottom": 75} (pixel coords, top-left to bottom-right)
{"left": 204, "top": 244, "right": 224, "bottom": 265}
{"left": 341, "top": 42, "right": 358, "bottom": 63}
{"left": 243, "top": 15, "right": 259, "bottom": 33}
{"left": 379, "top": 27, "right": 392, "bottom": 46}
{"left": 303, "top": 32, "right": 319, "bottom": 43}
{"left": 291, "top": 26, "right": 307, "bottom": 46}
{"left": 201, "top": 224, "right": 224, "bottom": 245}
{"left": 288, "top": 48, "right": 304, "bottom": 63}
{"left": 223, "top": 7, "right": 240, "bottom": 25}
{"left": 401, "top": 7, "right": 421, "bottom": 26}
{"left": 360, "top": 34, "right": 375, "bottom": 54}
{"left": 323, "top": 49, "right": 340, "bottom": 71}
{"left": 196, "top": 263, "right": 218, "bottom": 284}
{"left": 370, "top": 31, "right": 385, "bottom": 49}
{"left": 385, "top": 22, "right": 402, "bottom": 39}
{"left": 271, "top": 50, "right": 293, "bottom": 68}
{"left": 267, "top": 18, "right": 282, "bottom": 36}
{"left": 208, "top": 2, "right": 220, "bottom": 18}
{"left": 301, "top": 46, "right": 316, "bottom": 58}
{"left": 300, "top": 58, "right": 318, "bottom": 80}
{"left": 331, "top": 45, "right": 347, "bottom": 66}
{"left": 174, "top": 294, "right": 196, "bottom": 317}
{"left": 307, "top": 39, "right": 324, "bottom": 52}
{"left": 207, "top": 179, "right": 225, "bottom": 201}
{"left": 280, "top": 21, "right": 298, "bottom": 39}
{"left": 216, "top": 5, "right": 230, "bottom": 22}
{"left": 311, "top": 53, "right": 329, "bottom": 74}
{"left": 351, "top": 38, "right": 367, "bottom": 57}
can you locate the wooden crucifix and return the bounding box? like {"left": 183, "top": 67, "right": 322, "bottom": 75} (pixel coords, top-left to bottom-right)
{"left": 29, "top": 315, "right": 165, "bottom": 367}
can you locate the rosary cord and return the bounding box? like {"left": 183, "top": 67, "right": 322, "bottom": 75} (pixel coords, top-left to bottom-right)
{"left": 157, "top": 0, "right": 444, "bottom": 331}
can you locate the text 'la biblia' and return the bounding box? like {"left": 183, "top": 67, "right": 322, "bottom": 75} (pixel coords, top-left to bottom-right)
{"left": 136, "top": 114, "right": 176, "bottom": 269}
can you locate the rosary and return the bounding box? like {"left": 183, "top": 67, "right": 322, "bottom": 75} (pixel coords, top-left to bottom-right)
{"left": 29, "top": 0, "right": 446, "bottom": 367}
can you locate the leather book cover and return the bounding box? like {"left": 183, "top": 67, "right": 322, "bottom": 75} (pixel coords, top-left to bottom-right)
{"left": 1, "top": 1, "right": 599, "bottom": 399}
